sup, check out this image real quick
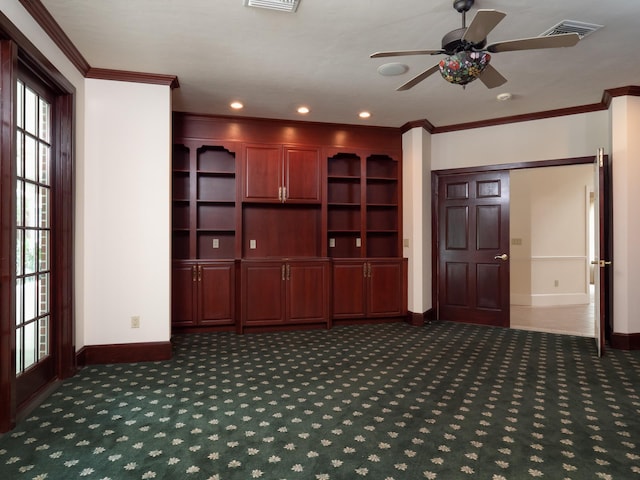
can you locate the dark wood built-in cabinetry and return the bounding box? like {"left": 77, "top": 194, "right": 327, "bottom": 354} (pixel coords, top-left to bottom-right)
{"left": 171, "top": 113, "right": 407, "bottom": 333}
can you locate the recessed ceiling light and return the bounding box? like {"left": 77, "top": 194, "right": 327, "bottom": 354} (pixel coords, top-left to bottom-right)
{"left": 297, "top": 106, "right": 310, "bottom": 114}
{"left": 496, "top": 93, "right": 512, "bottom": 102}
{"left": 377, "top": 63, "right": 409, "bottom": 76}
{"left": 230, "top": 101, "right": 244, "bottom": 109}
{"left": 359, "top": 111, "right": 371, "bottom": 119}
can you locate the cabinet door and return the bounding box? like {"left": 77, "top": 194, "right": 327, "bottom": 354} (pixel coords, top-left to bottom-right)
{"left": 368, "top": 260, "right": 404, "bottom": 317}
{"left": 287, "top": 261, "right": 329, "bottom": 324}
{"left": 284, "top": 147, "right": 321, "bottom": 203}
{"left": 199, "top": 262, "right": 235, "bottom": 325}
{"left": 331, "top": 261, "right": 367, "bottom": 319}
{"left": 243, "top": 144, "right": 282, "bottom": 202}
{"left": 171, "top": 262, "right": 197, "bottom": 326}
{"left": 242, "top": 261, "right": 286, "bottom": 325}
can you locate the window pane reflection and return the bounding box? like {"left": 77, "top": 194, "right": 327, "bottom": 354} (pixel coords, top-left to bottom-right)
{"left": 24, "top": 321, "right": 36, "bottom": 370}
{"left": 16, "top": 328, "right": 22, "bottom": 374}
{"left": 40, "top": 145, "right": 50, "bottom": 185}
{"left": 24, "top": 182, "right": 37, "bottom": 227}
{"left": 39, "top": 99, "right": 50, "bottom": 142}
{"left": 25, "top": 135, "right": 37, "bottom": 182}
{"left": 16, "top": 180, "right": 23, "bottom": 227}
{"left": 24, "top": 275, "right": 36, "bottom": 321}
{"left": 39, "top": 274, "right": 49, "bottom": 315}
{"left": 39, "top": 231, "right": 49, "bottom": 271}
{"left": 24, "top": 230, "right": 36, "bottom": 275}
{"left": 24, "top": 87, "right": 37, "bottom": 135}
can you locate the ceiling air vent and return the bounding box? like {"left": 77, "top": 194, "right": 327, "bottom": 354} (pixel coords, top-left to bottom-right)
{"left": 540, "top": 20, "right": 603, "bottom": 40}
{"left": 244, "top": 0, "right": 300, "bottom": 13}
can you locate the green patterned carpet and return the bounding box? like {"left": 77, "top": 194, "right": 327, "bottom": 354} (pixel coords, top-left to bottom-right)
{"left": 1, "top": 321, "right": 639, "bottom": 479}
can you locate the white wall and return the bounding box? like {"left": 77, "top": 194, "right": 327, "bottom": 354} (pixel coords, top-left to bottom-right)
{"left": 431, "top": 111, "right": 608, "bottom": 170}
{"left": 84, "top": 79, "right": 172, "bottom": 346}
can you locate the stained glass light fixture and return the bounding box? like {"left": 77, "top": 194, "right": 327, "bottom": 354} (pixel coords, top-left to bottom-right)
{"left": 438, "top": 51, "right": 491, "bottom": 86}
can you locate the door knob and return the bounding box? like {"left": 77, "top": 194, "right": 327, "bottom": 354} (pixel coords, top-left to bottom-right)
{"left": 591, "top": 260, "right": 612, "bottom": 267}
{"left": 494, "top": 253, "right": 508, "bottom": 261}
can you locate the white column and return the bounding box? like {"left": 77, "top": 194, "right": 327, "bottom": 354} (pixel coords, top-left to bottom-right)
{"left": 402, "top": 127, "right": 432, "bottom": 320}
{"left": 610, "top": 95, "right": 640, "bottom": 334}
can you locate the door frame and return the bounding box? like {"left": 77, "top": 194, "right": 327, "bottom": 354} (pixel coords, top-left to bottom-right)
{"left": 432, "top": 156, "right": 611, "bottom": 336}
{"left": 0, "top": 16, "right": 76, "bottom": 433}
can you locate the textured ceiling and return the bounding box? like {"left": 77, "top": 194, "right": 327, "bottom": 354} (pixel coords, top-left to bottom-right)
{"left": 40, "top": 0, "right": 640, "bottom": 128}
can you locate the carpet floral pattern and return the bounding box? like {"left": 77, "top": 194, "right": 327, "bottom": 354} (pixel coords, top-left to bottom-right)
{"left": 1, "top": 321, "right": 639, "bottom": 479}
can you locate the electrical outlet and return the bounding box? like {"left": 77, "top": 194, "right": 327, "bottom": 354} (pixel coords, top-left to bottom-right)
{"left": 554, "top": 280, "right": 559, "bottom": 287}
{"left": 212, "top": 238, "right": 219, "bottom": 249}
{"left": 131, "top": 315, "right": 140, "bottom": 328}
{"left": 250, "top": 239, "right": 257, "bottom": 249}
{"left": 329, "top": 238, "right": 335, "bottom": 248}
{"left": 356, "top": 237, "right": 361, "bottom": 247}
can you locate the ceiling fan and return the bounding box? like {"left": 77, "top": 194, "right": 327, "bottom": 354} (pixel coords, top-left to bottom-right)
{"left": 370, "top": 0, "right": 580, "bottom": 90}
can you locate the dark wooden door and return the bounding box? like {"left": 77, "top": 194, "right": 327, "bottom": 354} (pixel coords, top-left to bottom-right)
{"left": 199, "top": 262, "right": 235, "bottom": 326}
{"left": 287, "top": 260, "right": 329, "bottom": 324}
{"left": 243, "top": 144, "right": 282, "bottom": 202}
{"left": 593, "top": 151, "right": 612, "bottom": 356}
{"left": 331, "top": 260, "right": 367, "bottom": 319}
{"left": 242, "top": 261, "right": 286, "bottom": 325}
{"left": 437, "top": 171, "right": 510, "bottom": 326}
{"left": 368, "top": 260, "right": 404, "bottom": 317}
{"left": 284, "top": 147, "right": 321, "bottom": 203}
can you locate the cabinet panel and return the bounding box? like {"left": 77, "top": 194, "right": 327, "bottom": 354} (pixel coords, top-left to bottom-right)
{"left": 172, "top": 260, "right": 236, "bottom": 329}
{"left": 243, "top": 145, "right": 282, "bottom": 202}
{"left": 331, "top": 259, "right": 406, "bottom": 320}
{"left": 242, "top": 262, "right": 286, "bottom": 324}
{"left": 171, "top": 262, "right": 197, "bottom": 326}
{"left": 242, "top": 260, "right": 330, "bottom": 330}
{"left": 332, "top": 261, "right": 366, "bottom": 319}
{"left": 285, "top": 148, "right": 321, "bottom": 203}
{"left": 368, "top": 260, "right": 404, "bottom": 317}
{"left": 288, "top": 261, "right": 329, "bottom": 323}
{"left": 199, "top": 263, "right": 235, "bottom": 325}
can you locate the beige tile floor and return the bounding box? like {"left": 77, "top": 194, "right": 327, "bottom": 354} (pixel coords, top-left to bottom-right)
{"left": 510, "top": 287, "right": 595, "bottom": 337}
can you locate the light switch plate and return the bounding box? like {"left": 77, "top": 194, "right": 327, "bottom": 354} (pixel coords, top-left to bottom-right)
{"left": 250, "top": 239, "right": 257, "bottom": 249}
{"left": 329, "top": 238, "right": 335, "bottom": 248}
{"left": 356, "top": 237, "right": 361, "bottom": 247}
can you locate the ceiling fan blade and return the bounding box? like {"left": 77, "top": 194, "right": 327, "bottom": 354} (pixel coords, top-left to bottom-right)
{"left": 478, "top": 64, "right": 507, "bottom": 89}
{"left": 486, "top": 32, "right": 580, "bottom": 53}
{"left": 462, "top": 9, "right": 506, "bottom": 44}
{"left": 371, "top": 49, "right": 443, "bottom": 58}
{"left": 396, "top": 64, "right": 440, "bottom": 91}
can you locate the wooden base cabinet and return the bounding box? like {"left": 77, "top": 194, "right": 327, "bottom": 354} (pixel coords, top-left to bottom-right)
{"left": 332, "top": 258, "right": 407, "bottom": 321}
{"left": 171, "top": 260, "right": 236, "bottom": 331}
{"left": 241, "top": 259, "right": 330, "bottom": 332}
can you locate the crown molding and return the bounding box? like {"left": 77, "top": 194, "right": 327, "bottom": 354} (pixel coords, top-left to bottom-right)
{"left": 401, "top": 119, "right": 435, "bottom": 134}
{"left": 433, "top": 102, "right": 608, "bottom": 133}
{"left": 20, "top": 0, "right": 180, "bottom": 89}
{"left": 601, "top": 86, "right": 640, "bottom": 108}
{"left": 19, "top": 0, "right": 90, "bottom": 74}
{"left": 86, "top": 68, "right": 180, "bottom": 89}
